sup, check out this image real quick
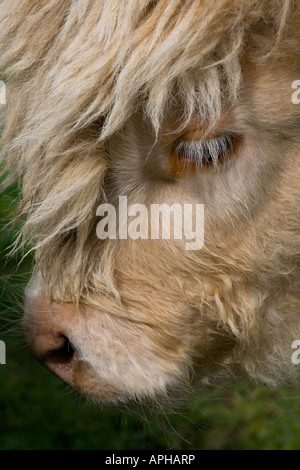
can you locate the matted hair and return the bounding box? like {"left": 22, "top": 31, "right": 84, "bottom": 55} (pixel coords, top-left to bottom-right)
{"left": 0, "top": 1, "right": 295, "bottom": 277}
{"left": 0, "top": 0, "right": 295, "bottom": 292}
{"left": 1, "top": 0, "right": 300, "bottom": 390}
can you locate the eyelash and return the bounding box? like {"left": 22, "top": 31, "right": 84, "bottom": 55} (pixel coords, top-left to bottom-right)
{"left": 175, "top": 134, "right": 234, "bottom": 166}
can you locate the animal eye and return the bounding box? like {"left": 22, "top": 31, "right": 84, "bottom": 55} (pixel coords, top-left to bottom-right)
{"left": 175, "top": 134, "right": 234, "bottom": 167}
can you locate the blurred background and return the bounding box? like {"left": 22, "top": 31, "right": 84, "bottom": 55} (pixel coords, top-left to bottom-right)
{"left": 1, "top": 183, "right": 300, "bottom": 450}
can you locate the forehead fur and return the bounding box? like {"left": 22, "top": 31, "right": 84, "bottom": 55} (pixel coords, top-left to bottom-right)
{"left": 0, "top": 0, "right": 295, "bottom": 142}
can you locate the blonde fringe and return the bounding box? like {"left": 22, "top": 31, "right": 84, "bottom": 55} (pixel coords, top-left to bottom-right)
{"left": 0, "top": 0, "right": 293, "bottom": 257}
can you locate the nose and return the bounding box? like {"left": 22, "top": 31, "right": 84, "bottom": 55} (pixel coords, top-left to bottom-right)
{"left": 23, "top": 294, "right": 79, "bottom": 387}
{"left": 23, "top": 282, "right": 124, "bottom": 402}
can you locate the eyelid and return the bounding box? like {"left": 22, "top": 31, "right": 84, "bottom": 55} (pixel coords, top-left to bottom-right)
{"left": 181, "top": 128, "right": 209, "bottom": 141}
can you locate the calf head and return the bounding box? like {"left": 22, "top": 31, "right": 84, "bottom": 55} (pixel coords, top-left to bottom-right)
{"left": 1, "top": 0, "right": 300, "bottom": 404}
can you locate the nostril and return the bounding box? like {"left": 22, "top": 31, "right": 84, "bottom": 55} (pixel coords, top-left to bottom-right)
{"left": 23, "top": 301, "right": 84, "bottom": 389}
{"left": 41, "top": 334, "right": 79, "bottom": 386}
{"left": 47, "top": 335, "right": 76, "bottom": 366}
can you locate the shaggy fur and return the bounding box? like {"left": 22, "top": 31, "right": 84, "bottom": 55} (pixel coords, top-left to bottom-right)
{"left": 1, "top": 0, "right": 300, "bottom": 403}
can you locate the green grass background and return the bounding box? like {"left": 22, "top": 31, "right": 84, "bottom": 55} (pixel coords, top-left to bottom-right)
{"left": 1, "top": 184, "right": 300, "bottom": 450}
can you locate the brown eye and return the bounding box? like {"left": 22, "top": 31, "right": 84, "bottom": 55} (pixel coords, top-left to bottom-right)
{"left": 175, "top": 134, "right": 234, "bottom": 166}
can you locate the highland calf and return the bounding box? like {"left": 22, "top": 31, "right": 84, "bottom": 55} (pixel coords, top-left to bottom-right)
{"left": 1, "top": 0, "right": 300, "bottom": 404}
